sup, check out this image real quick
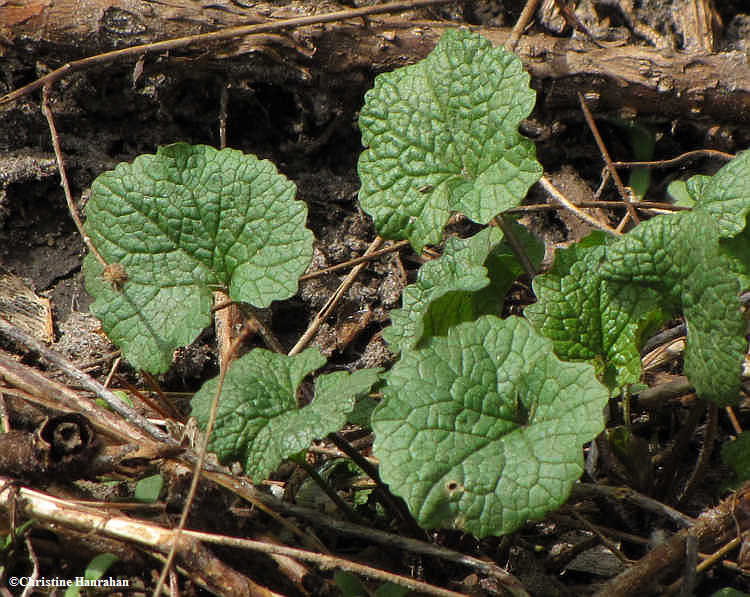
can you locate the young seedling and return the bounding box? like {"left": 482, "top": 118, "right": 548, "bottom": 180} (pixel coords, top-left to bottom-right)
{"left": 83, "top": 29, "right": 750, "bottom": 540}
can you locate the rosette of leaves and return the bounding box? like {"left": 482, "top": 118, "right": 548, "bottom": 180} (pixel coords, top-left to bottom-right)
{"left": 84, "top": 143, "right": 313, "bottom": 373}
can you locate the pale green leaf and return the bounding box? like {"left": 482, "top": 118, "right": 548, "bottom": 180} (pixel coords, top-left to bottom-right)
{"left": 372, "top": 315, "right": 608, "bottom": 537}
{"left": 191, "top": 349, "right": 379, "bottom": 481}
{"left": 84, "top": 143, "right": 313, "bottom": 373}
{"left": 602, "top": 210, "right": 745, "bottom": 405}
{"left": 358, "top": 29, "right": 542, "bottom": 251}
{"left": 134, "top": 474, "right": 164, "bottom": 503}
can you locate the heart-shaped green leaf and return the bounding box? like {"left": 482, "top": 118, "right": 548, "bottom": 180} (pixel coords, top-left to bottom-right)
{"left": 84, "top": 143, "right": 313, "bottom": 373}
{"left": 373, "top": 315, "right": 608, "bottom": 537}
{"left": 358, "top": 29, "right": 542, "bottom": 251}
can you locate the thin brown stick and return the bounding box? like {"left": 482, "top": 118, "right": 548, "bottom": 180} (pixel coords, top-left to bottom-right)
{"left": 538, "top": 176, "right": 622, "bottom": 236}
{"left": 0, "top": 318, "right": 171, "bottom": 443}
{"left": 664, "top": 535, "right": 742, "bottom": 596}
{"left": 153, "top": 322, "right": 253, "bottom": 597}
{"left": 211, "top": 299, "right": 236, "bottom": 313}
{"left": 210, "top": 467, "right": 519, "bottom": 585}
{"left": 1, "top": 0, "right": 459, "bottom": 107}
{"left": 219, "top": 84, "right": 229, "bottom": 150}
{"left": 289, "top": 236, "right": 384, "bottom": 356}
{"left": 184, "top": 529, "right": 475, "bottom": 597}
{"left": 573, "top": 483, "right": 696, "bottom": 528}
{"left": 299, "top": 240, "right": 411, "bottom": 281}
{"left": 594, "top": 168, "right": 611, "bottom": 199}
{"left": 571, "top": 510, "right": 632, "bottom": 564}
{"left": 115, "top": 372, "right": 179, "bottom": 422}
{"left": 726, "top": 406, "right": 743, "bottom": 435}
{"left": 2, "top": 482, "right": 477, "bottom": 597}
{"left": 295, "top": 458, "right": 366, "bottom": 525}
{"left": 611, "top": 149, "right": 735, "bottom": 169}
{"left": 508, "top": 201, "right": 692, "bottom": 214}
{"left": 76, "top": 349, "right": 121, "bottom": 371}
{"left": 0, "top": 392, "right": 11, "bottom": 433}
{"left": 329, "top": 432, "right": 425, "bottom": 538}
{"left": 1, "top": 483, "right": 277, "bottom": 595}
{"left": 577, "top": 92, "right": 641, "bottom": 229}
{"left": 552, "top": 0, "right": 610, "bottom": 47}
{"left": 41, "top": 85, "right": 108, "bottom": 268}
{"left": 592, "top": 486, "right": 750, "bottom": 597}
{"left": 505, "top": 0, "right": 542, "bottom": 52}
{"left": 680, "top": 533, "right": 698, "bottom": 597}
{"left": 696, "top": 536, "right": 743, "bottom": 573}
{"left": 238, "top": 304, "right": 286, "bottom": 354}
{"left": 505, "top": 200, "right": 689, "bottom": 214}
{"left": 552, "top": 513, "right": 650, "bottom": 546}
{"left": 0, "top": 323, "right": 321, "bottom": 555}
{"left": 20, "top": 537, "right": 40, "bottom": 597}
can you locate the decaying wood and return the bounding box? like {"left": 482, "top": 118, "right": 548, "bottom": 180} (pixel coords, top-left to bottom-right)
{"left": 0, "top": 482, "right": 274, "bottom": 596}
{"left": 1, "top": 0, "right": 748, "bottom": 129}
{"left": 592, "top": 482, "right": 750, "bottom": 597}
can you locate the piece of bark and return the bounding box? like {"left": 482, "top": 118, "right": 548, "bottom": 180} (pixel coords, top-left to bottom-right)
{"left": 0, "top": 413, "right": 95, "bottom": 480}
{"left": 1, "top": 0, "right": 748, "bottom": 129}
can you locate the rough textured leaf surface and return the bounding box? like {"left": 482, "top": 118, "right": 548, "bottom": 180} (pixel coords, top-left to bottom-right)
{"left": 358, "top": 29, "right": 542, "bottom": 251}
{"left": 692, "top": 150, "right": 750, "bottom": 237}
{"left": 602, "top": 210, "right": 745, "bottom": 405}
{"left": 528, "top": 151, "right": 750, "bottom": 402}
{"left": 372, "top": 316, "right": 608, "bottom": 537}
{"left": 191, "top": 348, "right": 379, "bottom": 481}
{"left": 385, "top": 227, "right": 500, "bottom": 352}
{"left": 385, "top": 225, "right": 542, "bottom": 352}
{"left": 721, "top": 226, "right": 750, "bottom": 291}
{"left": 83, "top": 143, "right": 313, "bottom": 373}
{"left": 525, "top": 233, "right": 663, "bottom": 389}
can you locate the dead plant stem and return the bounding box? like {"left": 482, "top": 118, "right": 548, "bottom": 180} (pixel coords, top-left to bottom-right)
{"left": 0, "top": 483, "right": 473, "bottom": 597}
{"left": 153, "top": 323, "right": 252, "bottom": 597}
{"left": 295, "top": 458, "right": 366, "bottom": 525}
{"left": 41, "top": 85, "right": 108, "bottom": 268}
{"left": 289, "top": 236, "right": 384, "bottom": 356}
{"left": 577, "top": 92, "right": 641, "bottom": 230}
{"left": 573, "top": 483, "right": 696, "bottom": 528}
{"left": 538, "top": 176, "right": 622, "bottom": 236}
{"left": 0, "top": 318, "right": 170, "bottom": 443}
{"left": 677, "top": 401, "right": 718, "bottom": 507}
{"left": 611, "top": 149, "right": 734, "bottom": 169}
{"left": 664, "top": 535, "right": 742, "bottom": 596}
{"left": 299, "top": 240, "right": 410, "bottom": 280}
{"left": 505, "top": 0, "right": 541, "bottom": 52}
{"left": 329, "top": 432, "right": 425, "bottom": 538}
